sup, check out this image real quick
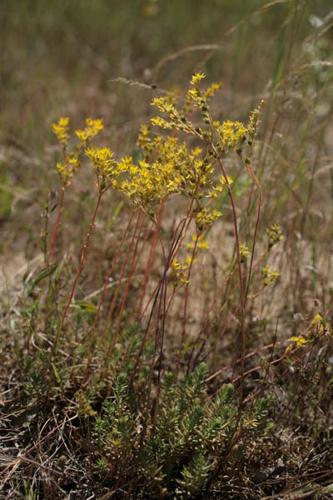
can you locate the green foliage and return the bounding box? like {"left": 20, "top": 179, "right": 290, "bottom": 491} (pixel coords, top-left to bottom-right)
{"left": 0, "top": 169, "right": 13, "bottom": 220}
{"left": 94, "top": 364, "right": 269, "bottom": 497}
{"left": 176, "top": 453, "right": 211, "bottom": 497}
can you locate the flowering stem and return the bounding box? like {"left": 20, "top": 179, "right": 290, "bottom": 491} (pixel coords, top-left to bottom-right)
{"left": 83, "top": 212, "right": 135, "bottom": 379}
{"left": 114, "top": 213, "right": 147, "bottom": 332}
{"left": 131, "top": 200, "right": 194, "bottom": 384}
{"left": 151, "top": 201, "right": 194, "bottom": 428}
{"left": 181, "top": 235, "right": 199, "bottom": 346}
{"left": 216, "top": 157, "right": 244, "bottom": 310}
{"left": 241, "top": 157, "right": 262, "bottom": 305}
{"left": 137, "top": 200, "right": 165, "bottom": 316}
{"left": 102, "top": 211, "right": 141, "bottom": 341}
{"left": 58, "top": 189, "right": 103, "bottom": 338}
{"left": 212, "top": 147, "right": 246, "bottom": 400}
{"left": 48, "top": 187, "right": 65, "bottom": 262}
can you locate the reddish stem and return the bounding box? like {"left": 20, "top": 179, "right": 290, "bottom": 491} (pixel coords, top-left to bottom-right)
{"left": 137, "top": 201, "right": 165, "bottom": 316}
{"left": 48, "top": 187, "right": 65, "bottom": 262}
{"left": 59, "top": 189, "right": 103, "bottom": 335}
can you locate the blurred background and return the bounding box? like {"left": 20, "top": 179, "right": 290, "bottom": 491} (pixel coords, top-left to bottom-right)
{"left": 0, "top": 0, "right": 332, "bottom": 304}
{"left": 1, "top": 0, "right": 331, "bottom": 144}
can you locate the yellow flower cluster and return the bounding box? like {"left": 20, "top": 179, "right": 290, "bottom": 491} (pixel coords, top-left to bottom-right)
{"left": 55, "top": 154, "right": 80, "bottom": 187}
{"left": 121, "top": 132, "right": 229, "bottom": 212}
{"left": 151, "top": 94, "right": 195, "bottom": 135}
{"left": 213, "top": 120, "right": 247, "bottom": 151}
{"left": 170, "top": 256, "right": 193, "bottom": 287}
{"left": 247, "top": 100, "right": 264, "bottom": 140}
{"left": 287, "top": 314, "right": 331, "bottom": 351}
{"left": 52, "top": 116, "right": 105, "bottom": 187}
{"left": 186, "top": 234, "right": 209, "bottom": 251}
{"left": 288, "top": 336, "right": 308, "bottom": 348}
{"left": 311, "top": 313, "right": 332, "bottom": 337}
{"left": 149, "top": 73, "right": 260, "bottom": 171}
{"left": 171, "top": 233, "right": 210, "bottom": 287}
{"left": 119, "top": 137, "right": 186, "bottom": 207}
{"left": 137, "top": 125, "right": 151, "bottom": 151}
{"left": 191, "top": 72, "right": 206, "bottom": 85}
{"left": 85, "top": 147, "right": 115, "bottom": 176}
{"left": 85, "top": 146, "right": 122, "bottom": 191}
{"left": 195, "top": 208, "right": 222, "bottom": 232}
{"left": 266, "top": 223, "right": 284, "bottom": 248}
{"left": 208, "top": 175, "right": 233, "bottom": 199}
{"left": 240, "top": 243, "right": 250, "bottom": 261}
{"left": 261, "top": 266, "right": 280, "bottom": 286}
{"left": 51, "top": 76, "right": 262, "bottom": 221}
{"left": 187, "top": 73, "right": 221, "bottom": 123}
{"left": 52, "top": 117, "right": 70, "bottom": 147}
{"left": 75, "top": 118, "right": 104, "bottom": 142}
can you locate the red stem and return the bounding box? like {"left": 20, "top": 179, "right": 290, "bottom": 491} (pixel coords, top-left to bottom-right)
{"left": 59, "top": 189, "right": 103, "bottom": 335}
{"left": 48, "top": 188, "right": 65, "bottom": 262}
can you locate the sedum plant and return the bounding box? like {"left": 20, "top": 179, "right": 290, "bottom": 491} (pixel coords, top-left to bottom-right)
{"left": 47, "top": 73, "right": 265, "bottom": 376}
{"left": 94, "top": 363, "right": 269, "bottom": 498}
{"left": 2, "top": 72, "right": 332, "bottom": 500}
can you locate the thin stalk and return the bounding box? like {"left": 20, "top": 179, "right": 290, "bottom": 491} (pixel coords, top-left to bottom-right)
{"left": 180, "top": 234, "right": 199, "bottom": 346}
{"left": 83, "top": 212, "right": 135, "bottom": 377}
{"left": 114, "top": 214, "right": 148, "bottom": 332}
{"left": 211, "top": 146, "right": 246, "bottom": 402}
{"left": 137, "top": 201, "right": 165, "bottom": 316}
{"left": 48, "top": 187, "right": 65, "bottom": 262}
{"left": 150, "top": 201, "right": 194, "bottom": 428}
{"left": 243, "top": 160, "right": 262, "bottom": 304}
{"left": 102, "top": 212, "right": 144, "bottom": 369}
{"left": 131, "top": 200, "right": 194, "bottom": 382}
{"left": 59, "top": 189, "right": 103, "bottom": 336}
{"left": 102, "top": 211, "right": 141, "bottom": 342}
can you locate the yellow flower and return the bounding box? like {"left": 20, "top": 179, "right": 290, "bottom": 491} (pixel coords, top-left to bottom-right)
{"left": 170, "top": 258, "right": 190, "bottom": 287}
{"left": 55, "top": 153, "right": 80, "bottom": 187}
{"left": 240, "top": 244, "right": 250, "bottom": 260}
{"left": 204, "top": 82, "right": 222, "bottom": 99}
{"left": 150, "top": 116, "right": 173, "bottom": 130}
{"left": 266, "top": 224, "right": 284, "bottom": 248}
{"left": 52, "top": 76, "right": 262, "bottom": 222}
{"left": 75, "top": 118, "right": 104, "bottom": 143}
{"left": 213, "top": 120, "right": 247, "bottom": 151}
{"left": 262, "top": 266, "right": 280, "bottom": 286}
{"left": 247, "top": 100, "right": 264, "bottom": 138}
{"left": 310, "top": 313, "right": 329, "bottom": 336}
{"left": 288, "top": 336, "right": 309, "bottom": 348}
{"left": 137, "top": 125, "right": 152, "bottom": 151}
{"left": 191, "top": 72, "right": 206, "bottom": 85}
{"left": 85, "top": 147, "right": 116, "bottom": 179}
{"left": 151, "top": 94, "right": 194, "bottom": 134}
{"left": 195, "top": 208, "right": 222, "bottom": 231}
{"left": 151, "top": 95, "right": 177, "bottom": 115}
{"left": 52, "top": 117, "right": 70, "bottom": 146}
{"left": 209, "top": 175, "right": 233, "bottom": 198}
{"left": 186, "top": 234, "right": 209, "bottom": 251}
{"left": 311, "top": 313, "right": 323, "bottom": 326}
